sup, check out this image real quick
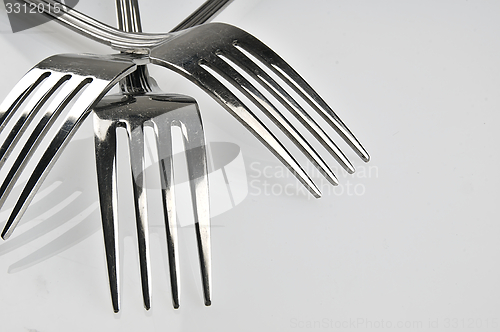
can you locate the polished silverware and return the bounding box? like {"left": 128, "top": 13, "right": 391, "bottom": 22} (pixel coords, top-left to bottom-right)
{"left": 94, "top": 0, "right": 211, "bottom": 312}
{"left": 0, "top": 0, "right": 231, "bottom": 239}
{"left": 0, "top": 53, "right": 138, "bottom": 239}
{"left": 19, "top": 0, "right": 370, "bottom": 201}
{"left": 0, "top": 0, "right": 370, "bottom": 313}
{"left": 0, "top": 0, "right": 230, "bottom": 312}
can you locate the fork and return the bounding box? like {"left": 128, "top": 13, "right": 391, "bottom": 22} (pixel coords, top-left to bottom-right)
{"left": 8, "top": 0, "right": 370, "bottom": 234}
{"left": 0, "top": 53, "right": 138, "bottom": 239}
{"left": 94, "top": 0, "right": 212, "bottom": 312}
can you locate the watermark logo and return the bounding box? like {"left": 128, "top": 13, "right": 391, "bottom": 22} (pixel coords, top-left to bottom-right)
{"left": 3, "top": 0, "right": 79, "bottom": 33}
{"left": 248, "top": 161, "right": 378, "bottom": 198}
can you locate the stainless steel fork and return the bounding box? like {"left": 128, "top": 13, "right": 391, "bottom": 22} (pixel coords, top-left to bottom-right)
{"left": 95, "top": 94, "right": 209, "bottom": 312}
{"left": 94, "top": 0, "right": 211, "bottom": 312}
{"left": 0, "top": 53, "right": 138, "bottom": 239}
{"left": 17, "top": 0, "right": 370, "bottom": 204}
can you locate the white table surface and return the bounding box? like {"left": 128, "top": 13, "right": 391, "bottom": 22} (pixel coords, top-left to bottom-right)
{"left": 0, "top": 1, "right": 499, "bottom": 331}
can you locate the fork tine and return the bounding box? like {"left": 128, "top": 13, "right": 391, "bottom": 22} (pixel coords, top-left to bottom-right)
{"left": 0, "top": 73, "right": 70, "bottom": 167}
{"left": 220, "top": 47, "right": 355, "bottom": 174}
{"left": 177, "top": 106, "right": 211, "bottom": 306}
{"left": 169, "top": 63, "right": 322, "bottom": 197}
{"left": 152, "top": 119, "right": 180, "bottom": 309}
{"left": 234, "top": 37, "right": 370, "bottom": 162}
{"left": 0, "top": 69, "right": 50, "bottom": 131}
{"left": 1, "top": 81, "right": 129, "bottom": 240}
{"left": 0, "top": 77, "right": 92, "bottom": 211}
{"left": 203, "top": 55, "right": 339, "bottom": 186}
{"left": 94, "top": 114, "right": 121, "bottom": 313}
{"left": 125, "top": 121, "right": 152, "bottom": 310}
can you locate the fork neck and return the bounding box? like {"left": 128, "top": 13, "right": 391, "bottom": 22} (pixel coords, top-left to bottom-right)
{"left": 116, "top": 0, "right": 156, "bottom": 94}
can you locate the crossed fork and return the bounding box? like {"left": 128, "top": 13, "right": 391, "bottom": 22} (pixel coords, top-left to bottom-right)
{"left": 0, "top": 0, "right": 370, "bottom": 312}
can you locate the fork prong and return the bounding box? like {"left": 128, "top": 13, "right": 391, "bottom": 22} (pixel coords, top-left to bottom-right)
{"left": 205, "top": 55, "right": 339, "bottom": 186}
{"left": 167, "top": 62, "right": 322, "bottom": 198}
{"left": 221, "top": 47, "right": 355, "bottom": 174}
{"left": 0, "top": 77, "right": 91, "bottom": 211}
{"left": 126, "top": 121, "right": 152, "bottom": 310}
{"left": 235, "top": 37, "right": 370, "bottom": 163}
{"left": 0, "top": 69, "right": 50, "bottom": 131}
{"left": 152, "top": 119, "right": 180, "bottom": 309}
{"left": 94, "top": 114, "right": 121, "bottom": 313}
{"left": 0, "top": 73, "right": 70, "bottom": 167}
{"left": 1, "top": 80, "right": 125, "bottom": 240}
{"left": 177, "top": 105, "right": 212, "bottom": 306}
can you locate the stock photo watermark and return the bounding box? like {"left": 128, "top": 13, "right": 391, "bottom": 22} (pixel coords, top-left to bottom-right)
{"left": 248, "top": 162, "right": 378, "bottom": 198}
{"left": 289, "top": 317, "right": 499, "bottom": 329}
{"left": 3, "top": 0, "right": 78, "bottom": 32}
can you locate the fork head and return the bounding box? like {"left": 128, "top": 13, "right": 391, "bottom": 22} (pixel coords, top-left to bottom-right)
{"left": 148, "top": 22, "right": 370, "bottom": 197}
{"left": 93, "top": 92, "right": 210, "bottom": 312}
{"left": 0, "top": 53, "right": 137, "bottom": 239}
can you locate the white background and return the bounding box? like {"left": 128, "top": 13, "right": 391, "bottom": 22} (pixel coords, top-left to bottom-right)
{"left": 0, "top": 0, "right": 499, "bottom": 331}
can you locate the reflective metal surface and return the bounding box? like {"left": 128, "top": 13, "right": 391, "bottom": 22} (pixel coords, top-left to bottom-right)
{"left": 0, "top": 0, "right": 230, "bottom": 312}
{"left": 0, "top": 54, "right": 137, "bottom": 239}
{"left": 93, "top": 0, "right": 211, "bottom": 312}
{"left": 1, "top": 0, "right": 370, "bottom": 312}
{"left": 22, "top": 0, "right": 233, "bottom": 52}
{"left": 94, "top": 93, "right": 210, "bottom": 312}
{"left": 1, "top": 0, "right": 233, "bottom": 239}
{"left": 25, "top": 0, "right": 370, "bottom": 198}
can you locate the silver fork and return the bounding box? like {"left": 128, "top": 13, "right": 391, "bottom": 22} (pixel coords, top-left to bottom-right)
{"left": 7, "top": 0, "right": 370, "bottom": 232}
{"left": 0, "top": 53, "right": 138, "bottom": 238}
{"left": 94, "top": 0, "right": 211, "bottom": 312}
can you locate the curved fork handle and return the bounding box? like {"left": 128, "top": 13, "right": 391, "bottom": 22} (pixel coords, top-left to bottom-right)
{"left": 21, "top": 0, "right": 233, "bottom": 51}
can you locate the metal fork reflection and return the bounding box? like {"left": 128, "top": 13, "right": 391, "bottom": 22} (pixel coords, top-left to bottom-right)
{"left": 92, "top": 0, "right": 211, "bottom": 312}
{"left": 14, "top": 0, "right": 370, "bottom": 210}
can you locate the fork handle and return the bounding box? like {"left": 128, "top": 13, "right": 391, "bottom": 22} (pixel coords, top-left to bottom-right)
{"left": 117, "top": 0, "right": 233, "bottom": 33}
{"left": 21, "top": 0, "right": 233, "bottom": 52}
{"left": 26, "top": 0, "right": 167, "bottom": 51}
{"left": 116, "top": 0, "right": 143, "bottom": 33}
{"left": 171, "top": 0, "right": 233, "bottom": 32}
